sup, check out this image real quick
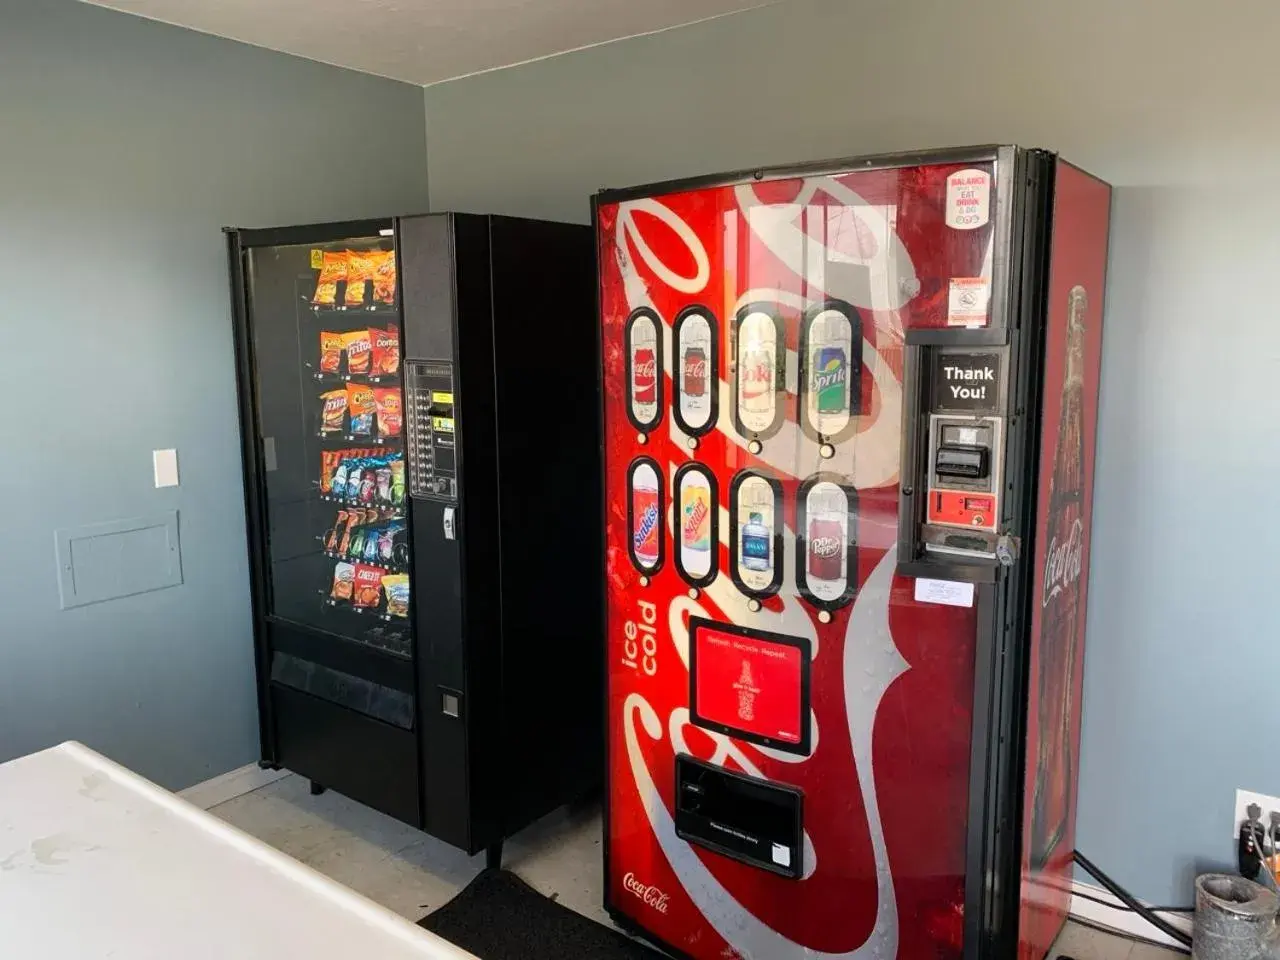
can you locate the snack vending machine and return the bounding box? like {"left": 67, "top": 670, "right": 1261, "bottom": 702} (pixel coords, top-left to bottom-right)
{"left": 227, "top": 213, "right": 601, "bottom": 861}
{"left": 596, "top": 147, "right": 1111, "bottom": 960}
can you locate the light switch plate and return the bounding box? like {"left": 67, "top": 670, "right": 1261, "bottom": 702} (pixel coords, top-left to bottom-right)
{"left": 153, "top": 449, "right": 179, "bottom": 488}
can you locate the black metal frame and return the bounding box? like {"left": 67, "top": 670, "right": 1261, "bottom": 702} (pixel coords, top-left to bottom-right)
{"left": 595, "top": 145, "right": 1059, "bottom": 960}
{"left": 225, "top": 228, "right": 276, "bottom": 765}
{"left": 686, "top": 616, "right": 812, "bottom": 757}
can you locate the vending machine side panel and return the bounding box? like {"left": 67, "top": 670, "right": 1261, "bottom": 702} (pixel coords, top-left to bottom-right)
{"left": 488, "top": 215, "right": 604, "bottom": 835}
{"left": 399, "top": 212, "right": 501, "bottom": 853}
{"left": 1016, "top": 162, "right": 1112, "bottom": 960}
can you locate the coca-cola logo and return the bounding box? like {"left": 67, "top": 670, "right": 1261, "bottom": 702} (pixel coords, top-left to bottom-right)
{"left": 684, "top": 357, "right": 707, "bottom": 379}
{"left": 1042, "top": 516, "right": 1084, "bottom": 607}
{"left": 634, "top": 358, "right": 656, "bottom": 382}
{"left": 623, "top": 872, "right": 670, "bottom": 914}
{"left": 810, "top": 536, "right": 841, "bottom": 558}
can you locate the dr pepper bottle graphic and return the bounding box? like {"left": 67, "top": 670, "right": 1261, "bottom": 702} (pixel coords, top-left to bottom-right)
{"left": 1031, "top": 284, "right": 1088, "bottom": 868}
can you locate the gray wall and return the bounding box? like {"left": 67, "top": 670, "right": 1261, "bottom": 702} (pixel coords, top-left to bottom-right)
{"left": 0, "top": 0, "right": 429, "bottom": 789}
{"left": 424, "top": 0, "right": 1280, "bottom": 903}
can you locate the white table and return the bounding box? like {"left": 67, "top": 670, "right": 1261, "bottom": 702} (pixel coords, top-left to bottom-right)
{"left": 0, "top": 741, "right": 478, "bottom": 959}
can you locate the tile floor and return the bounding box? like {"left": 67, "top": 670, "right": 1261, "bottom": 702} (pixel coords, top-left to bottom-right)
{"left": 211, "top": 774, "right": 1179, "bottom": 960}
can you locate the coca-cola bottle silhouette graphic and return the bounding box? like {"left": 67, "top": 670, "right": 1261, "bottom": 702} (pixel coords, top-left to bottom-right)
{"left": 1030, "top": 285, "right": 1088, "bottom": 869}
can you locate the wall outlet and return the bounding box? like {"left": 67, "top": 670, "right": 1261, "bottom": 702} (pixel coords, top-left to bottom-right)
{"left": 1233, "top": 788, "right": 1280, "bottom": 840}
{"left": 153, "top": 448, "right": 179, "bottom": 488}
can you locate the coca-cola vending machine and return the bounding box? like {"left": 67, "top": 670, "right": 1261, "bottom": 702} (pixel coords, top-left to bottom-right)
{"left": 594, "top": 147, "right": 1110, "bottom": 960}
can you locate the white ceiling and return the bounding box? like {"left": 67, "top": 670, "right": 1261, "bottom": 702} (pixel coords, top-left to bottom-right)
{"left": 82, "top": 0, "right": 771, "bottom": 86}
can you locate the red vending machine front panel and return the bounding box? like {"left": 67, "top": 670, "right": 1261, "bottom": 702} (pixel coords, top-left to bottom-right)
{"left": 1017, "top": 163, "right": 1112, "bottom": 960}
{"left": 599, "top": 162, "right": 997, "bottom": 960}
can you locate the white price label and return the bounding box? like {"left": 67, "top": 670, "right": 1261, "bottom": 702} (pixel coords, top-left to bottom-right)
{"left": 914, "top": 578, "right": 975, "bottom": 608}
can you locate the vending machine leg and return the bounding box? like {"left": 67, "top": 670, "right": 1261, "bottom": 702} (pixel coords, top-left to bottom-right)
{"left": 485, "top": 842, "right": 503, "bottom": 870}
{"left": 309, "top": 780, "right": 326, "bottom": 797}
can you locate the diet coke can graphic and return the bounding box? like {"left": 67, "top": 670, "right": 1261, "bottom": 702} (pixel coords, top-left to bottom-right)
{"left": 730, "top": 471, "right": 782, "bottom": 597}
{"left": 800, "top": 301, "right": 862, "bottom": 442}
{"left": 734, "top": 307, "right": 783, "bottom": 439}
{"left": 628, "top": 458, "right": 663, "bottom": 573}
{"left": 626, "top": 308, "right": 662, "bottom": 431}
{"left": 1030, "top": 285, "right": 1088, "bottom": 869}
{"left": 674, "top": 306, "right": 717, "bottom": 436}
{"left": 675, "top": 464, "right": 716, "bottom": 585}
{"left": 796, "top": 475, "right": 856, "bottom": 607}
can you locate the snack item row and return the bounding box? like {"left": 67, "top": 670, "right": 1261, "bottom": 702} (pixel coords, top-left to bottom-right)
{"left": 325, "top": 508, "right": 408, "bottom": 567}
{"left": 312, "top": 249, "right": 397, "bottom": 307}
{"left": 318, "top": 326, "right": 400, "bottom": 377}
{"left": 322, "top": 451, "right": 406, "bottom": 507}
{"left": 329, "top": 561, "right": 410, "bottom": 617}
{"left": 320, "top": 447, "right": 380, "bottom": 494}
{"left": 318, "top": 384, "right": 403, "bottom": 438}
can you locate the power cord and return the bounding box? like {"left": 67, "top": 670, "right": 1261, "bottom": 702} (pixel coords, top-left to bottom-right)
{"left": 1072, "top": 850, "right": 1194, "bottom": 948}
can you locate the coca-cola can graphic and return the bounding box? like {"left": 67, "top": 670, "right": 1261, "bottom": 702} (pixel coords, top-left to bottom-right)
{"left": 674, "top": 306, "right": 717, "bottom": 436}
{"left": 626, "top": 308, "right": 662, "bottom": 430}
{"left": 683, "top": 348, "right": 707, "bottom": 398}
{"left": 1030, "top": 284, "right": 1088, "bottom": 868}
{"left": 634, "top": 348, "right": 657, "bottom": 403}
{"left": 629, "top": 459, "right": 662, "bottom": 572}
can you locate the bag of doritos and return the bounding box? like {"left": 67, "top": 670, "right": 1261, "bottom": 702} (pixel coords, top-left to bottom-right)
{"left": 370, "top": 327, "right": 399, "bottom": 376}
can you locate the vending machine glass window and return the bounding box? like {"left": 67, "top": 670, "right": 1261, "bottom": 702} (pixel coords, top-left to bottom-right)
{"left": 244, "top": 236, "right": 412, "bottom": 659}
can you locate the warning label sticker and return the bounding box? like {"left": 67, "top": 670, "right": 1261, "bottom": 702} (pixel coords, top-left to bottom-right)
{"left": 948, "top": 277, "right": 991, "bottom": 326}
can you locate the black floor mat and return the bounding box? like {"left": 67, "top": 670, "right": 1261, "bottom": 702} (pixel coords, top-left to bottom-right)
{"left": 418, "top": 869, "right": 661, "bottom": 960}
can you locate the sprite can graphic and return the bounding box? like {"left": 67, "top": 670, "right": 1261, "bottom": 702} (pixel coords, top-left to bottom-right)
{"left": 814, "top": 346, "right": 847, "bottom": 414}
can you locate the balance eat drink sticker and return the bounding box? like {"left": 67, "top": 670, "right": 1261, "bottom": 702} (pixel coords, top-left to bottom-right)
{"left": 945, "top": 168, "right": 991, "bottom": 230}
